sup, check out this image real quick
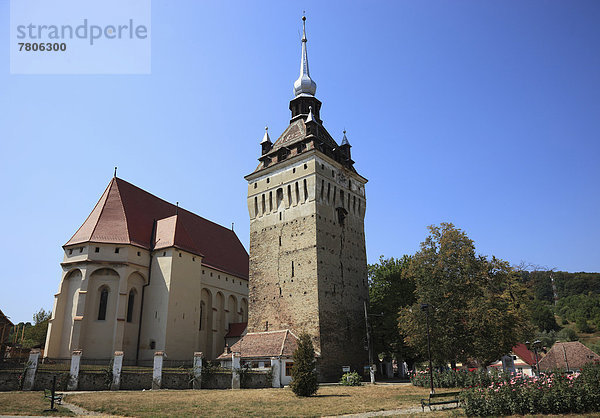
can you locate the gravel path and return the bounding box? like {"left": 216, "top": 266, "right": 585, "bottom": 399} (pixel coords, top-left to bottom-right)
{"left": 60, "top": 401, "right": 108, "bottom": 416}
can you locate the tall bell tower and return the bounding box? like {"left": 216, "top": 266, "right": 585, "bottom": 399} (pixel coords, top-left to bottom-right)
{"left": 244, "top": 16, "right": 369, "bottom": 381}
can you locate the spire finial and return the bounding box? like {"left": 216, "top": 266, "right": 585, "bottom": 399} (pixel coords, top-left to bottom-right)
{"left": 302, "top": 14, "right": 307, "bottom": 42}
{"left": 293, "top": 14, "right": 317, "bottom": 97}
{"left": 114, "top": 166, "right": 117, "bottom": 177}
{"left": 176, "top": 202, "right": 179, "bottom": 215}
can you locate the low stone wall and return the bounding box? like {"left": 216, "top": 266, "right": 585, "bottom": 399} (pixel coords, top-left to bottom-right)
{"left": 0, "top": 368, "right": 270, "bottom": 391}
{"left": 242, "top": 371, "right": 271, "bottom": 389}
{"left": 32, "top": 371, "right": 70, "bottom": 391}
{"left": 202, "top": 371, "right": 232, "bottom": 389}
{"left": 0, "top": 371, "right": 21, "bottom": 391}
{"left": 120, "top": 371, "right": 153, "bottom": 390}
{"left": 79, "top": 371, "right": 110, "bottom": 391}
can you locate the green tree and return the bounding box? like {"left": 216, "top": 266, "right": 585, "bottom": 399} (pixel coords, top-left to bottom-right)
{"left": 557, "top": 327, "right": 578, "bottom": 341}
{"left": 8, "top": 309, "right": 51, "bottom": 349}
{"left": 398, "top": 223, "right": 532, "bottom": 368}
{"left": 576, "top": 316, "right": 593, "bottom": 333}
{"left": 368, "top": 255, "right": 418, "bottom": 367}
{"left": 290, "top": 333, "right": 318, "bottom": 397}
{"left": 529, "top": 301, "right": 560, "bottom": 332}
{"left": 28, "top": 308, "right": 51, "bottom": 348}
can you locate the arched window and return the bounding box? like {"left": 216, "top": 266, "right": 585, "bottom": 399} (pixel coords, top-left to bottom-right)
{"left": 98, "top": 287, "right": 109, "bottom": 320}
{"left": 126, "top": 289, "right": 136, "bottom": 323}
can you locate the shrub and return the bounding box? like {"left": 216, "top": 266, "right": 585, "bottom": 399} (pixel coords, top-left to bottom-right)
{"left": 339, "top": 372, "right": 362, "bottom": 386}
{"left": 410, "top": 368, "right": 495, "bottom": 389}
{"left": 290, "top": 333, "right": 318, "bottom": 397}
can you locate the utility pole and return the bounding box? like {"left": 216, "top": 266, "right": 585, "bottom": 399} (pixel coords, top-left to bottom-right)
{"left": 364, "top": 301, "right": 375, "bottom": 384}
{"left": 421, "top": 303, "right": 435, "bottom": 394}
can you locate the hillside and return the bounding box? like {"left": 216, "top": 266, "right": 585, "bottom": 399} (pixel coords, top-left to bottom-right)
{"left": 520, "top": 270, "right": 600, "bottom": 354}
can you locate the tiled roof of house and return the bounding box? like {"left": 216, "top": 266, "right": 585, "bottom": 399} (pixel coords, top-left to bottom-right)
{"left": 225, "top": 322, "right": 247, "bottom": 338}
{"left": 538, "top": 341, "right": 600, "bottom": 371}
{"left": 512, "top": 343, "right": 536, "bottom": 366}
{"left": 217, "top": 329, "right": 299, "bottom": 359}
{"left": 65, "top": 177, "right": 249, "bottom": 279}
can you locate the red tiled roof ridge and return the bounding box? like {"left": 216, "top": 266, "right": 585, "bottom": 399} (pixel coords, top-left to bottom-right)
{"left": 114, "top": 179, "right": 131, "bottom": 245}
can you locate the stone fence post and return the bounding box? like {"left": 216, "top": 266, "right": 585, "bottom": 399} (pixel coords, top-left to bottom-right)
{"left": 111, "top": 351, "right": 123, "bottom": 390}
{"left": 193, "top": 352, "right": 203, "bottom": 389}
{"left": 67, "top": 350, "right": 82, "bottom": 391}
{"left": 231, "top": 352, "right": 241, "bottom": 389}
{"left": 22, "top": 349, "right": 40, "bottom": 391}
{"left": 152, "top": 351, "right": 164, "bottom": 389}
{"left": 270, "top": 357, "right": 281, "bottom": 388}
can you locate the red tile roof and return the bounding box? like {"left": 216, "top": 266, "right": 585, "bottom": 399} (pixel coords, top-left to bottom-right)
{"left": 65, "top": 177, "right": 249, "bottom": 279}
{"left": 538, "top": 341, "right": 600, "bottom": 371}
{"left": 512, "top": 343, "right": 536, "bottom": 366}
{"left": 217, "top": 330, "right": 299, "bottom": 359}
{"left": 225, "top": 322, "right": 247, "bottom": 338}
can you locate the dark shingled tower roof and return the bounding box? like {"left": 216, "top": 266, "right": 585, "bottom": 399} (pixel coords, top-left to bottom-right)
{"left": 66, "top": 177, "right": 249, "bottom": 280}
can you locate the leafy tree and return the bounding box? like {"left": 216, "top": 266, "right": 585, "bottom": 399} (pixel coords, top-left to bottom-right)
{"left": 398, "top": 223, "right": 532, "bottom": 368}
{"left": 557, "top": 327, "right": 578, "bottom": 342}
{"left": 6, "top": 309, "right": 51, "bottom": 349}
{"left": 576, "top": 316, "right": 593, "bottom": 333}
{"left": 368, "top": 255, "right": 418, "bottom": 367}
{"left": 529, "top": 301, "right": 560, "bottom": 332}
{"left": 290, "top": 333, "right": 318, "bottom": 397}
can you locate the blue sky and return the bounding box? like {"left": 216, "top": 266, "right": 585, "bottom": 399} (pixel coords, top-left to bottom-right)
{"left": 1, "top": 0, "right": 599, "bottom": 323}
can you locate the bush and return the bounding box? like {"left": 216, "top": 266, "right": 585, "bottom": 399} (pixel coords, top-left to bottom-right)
{"left": 290, "top": 333, "right": 318, "bottom": 397}
{"left": 339, "top": 372, "right": 362, "bottom": 386}
{"left": 461, "top": 364, "right": 600, "bottom": 416}
{"left": 577, "top": 317, "right": 593, "bottom": 333}
{"left": 410, "top": 369, "right": 495, "bottom": 389}
{"left": 557, "top": 327, "right": 578, "bottom": 341}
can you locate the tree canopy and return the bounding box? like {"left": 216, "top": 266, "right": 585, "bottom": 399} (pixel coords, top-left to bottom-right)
{"left": 397, "top": 223, "right": 532, "bottom": 367}
{"left": 368, "top": 255, "right": 418, "bottom": 365}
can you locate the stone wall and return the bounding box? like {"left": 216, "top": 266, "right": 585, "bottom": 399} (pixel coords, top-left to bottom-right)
{"left": 0, "top": 371, "right": 21, "bottom": 391}
{"left": 0, "top": 369, "right": 270, "bottom": 391}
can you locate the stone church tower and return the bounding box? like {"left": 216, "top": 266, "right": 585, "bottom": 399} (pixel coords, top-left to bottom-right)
{"left": 244, "top": 17, "right": 369, "bottom": 381}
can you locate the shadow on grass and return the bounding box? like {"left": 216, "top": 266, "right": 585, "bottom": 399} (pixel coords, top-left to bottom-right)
{"left": 311, "top": 394, "right": 351, "bottom": 398}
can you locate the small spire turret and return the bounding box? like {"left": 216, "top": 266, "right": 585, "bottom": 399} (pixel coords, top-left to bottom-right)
{"left": 260, "top": 126, "right": 273, "bottom": 155}
{"left": 341, "top": 129, "right": 350, "bottom": 146}
{"left": 306, "top": 106, "right": 316, "bottom": 124}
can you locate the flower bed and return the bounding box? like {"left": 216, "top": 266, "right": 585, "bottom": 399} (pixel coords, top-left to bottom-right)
{"left": 462, "top": 364, "right": 600, "bottom": 416}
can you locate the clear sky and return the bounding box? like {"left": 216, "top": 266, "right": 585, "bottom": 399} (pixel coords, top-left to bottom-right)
{"left": 1, "top": 0, "right": 599, "bottom": 324}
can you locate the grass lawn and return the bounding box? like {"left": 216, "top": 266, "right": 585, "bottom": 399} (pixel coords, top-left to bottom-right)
{"left": 0, "top": 391, "right": 74, "bottom": 416}
{"left": 63, "top": 384, "right": 454, "bottom": 417}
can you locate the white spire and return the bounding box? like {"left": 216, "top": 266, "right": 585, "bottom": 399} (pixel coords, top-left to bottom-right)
{"left": 293, "top": 15, "right": 317, "bottom": 97}
{"left": 260, "top": 126, "right": 271, "bottom": 144}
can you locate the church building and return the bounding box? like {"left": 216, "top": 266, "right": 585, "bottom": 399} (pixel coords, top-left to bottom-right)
{"left": 224, "top": 16, "right": 369, "bottom": 381}
{"left": 44, "top": 177, "right": 249, "bottom": 363}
